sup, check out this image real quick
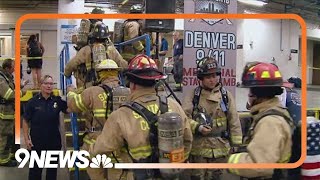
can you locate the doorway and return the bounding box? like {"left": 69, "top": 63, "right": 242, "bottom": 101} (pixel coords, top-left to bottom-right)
{"left": 312, "top": 43, "right": 320, "bottom": 85}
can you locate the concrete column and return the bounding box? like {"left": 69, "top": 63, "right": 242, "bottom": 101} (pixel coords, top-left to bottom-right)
{"left": 57, "top": 0, "right": 85, "bottom": 89}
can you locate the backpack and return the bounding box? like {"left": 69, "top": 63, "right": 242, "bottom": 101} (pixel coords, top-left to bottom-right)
{"left": 84, "top": 44, "right": 109, "bottom": 86}
{"left": 247, "top": 109, "right": 300, "bottom": 180}
{"left": 28, "top": 41, "right": 42, "bottom": 57}
{"left": 113, "top": 20, "right": 125, "bottom": 44}
{"left": 99, "top": 84, "right": 130, "bottom": 119}
{"left": 113, "top": 20, "right": 144, "bottom": 48}
{"left": 120, "top": 95, "right": 169, "bottom": 179}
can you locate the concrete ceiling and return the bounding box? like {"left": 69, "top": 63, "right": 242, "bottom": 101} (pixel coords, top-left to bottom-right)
{"left": 0, "top": 0, "right": 58, "bottom": 11}
{"left": 240, "top": 0, "right": 320, "bottom": 23}
{"left": 84, "top": 0, "right": 184, "bottom": 13}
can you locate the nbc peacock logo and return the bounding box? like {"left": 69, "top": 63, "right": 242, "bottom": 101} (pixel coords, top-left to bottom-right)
{"left": 90, "top": 154, "right": 113, "bottom": 168}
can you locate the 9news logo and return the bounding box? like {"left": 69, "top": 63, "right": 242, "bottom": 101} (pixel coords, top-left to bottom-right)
{"left": 15, "top": 149, "right": 113, "bottom": 168}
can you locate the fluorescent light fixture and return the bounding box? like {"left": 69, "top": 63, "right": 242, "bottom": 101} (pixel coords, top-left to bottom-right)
{"left": 238, "top": 0, "right": 268, "bottom": 7}
{"left": 244, "top": 10, "right": 257, "bottom": 14}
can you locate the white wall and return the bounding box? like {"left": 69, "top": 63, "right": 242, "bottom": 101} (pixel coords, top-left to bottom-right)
{"left": 0, "top": 36, "right": 12, "bottom": 57}
{"left": 236, "top": 19, "right": 300, "bottom": 82}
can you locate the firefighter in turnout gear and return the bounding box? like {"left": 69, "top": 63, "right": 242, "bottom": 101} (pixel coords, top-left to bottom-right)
{"left": 183, "top": 57, "right": 242, "bottom": 180}
{"left": 89, "top": 54, "right": 193, "bottom": 180}
{"left": 121, "top": 4, "right": 145, "bottom": 62}
{"left": 74, "top": 7, "right": 105, "bottom": 51}
{"left": 0, "top": 59, "right": 19, "bottom": 166}
{"left": 64, "top": 21, "right": 128, "bottom": 89}
{"left": 228, "top": 62, "right": 294, "bottom": 179}
{"left": 67, "top": 59, "right": 130, "bottom": 180}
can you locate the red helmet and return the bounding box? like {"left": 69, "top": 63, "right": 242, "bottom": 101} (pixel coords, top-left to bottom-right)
{"left": 125, "top": 54, "right": 166, "bottom": 83}
{"left": 241, "top": 62, "right": 284, "bottom": 87}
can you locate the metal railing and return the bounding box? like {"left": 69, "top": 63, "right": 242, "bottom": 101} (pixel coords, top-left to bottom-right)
{"left": 114, "top": 33, "right": 151, "bottom": 57}
{"left": 59, "top": 44, "right": 72, "bottom": 95}
{"left": 59, "top": 44, "right": 80, "bottom": 180}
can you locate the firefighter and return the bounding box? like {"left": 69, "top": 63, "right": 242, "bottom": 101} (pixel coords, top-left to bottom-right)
{"left": 64, "top": 21, "right": 128, "bottom": 89}
{"left": 67, "top": 59, "right": 130, "bottom": 180}
{"left": 228, "top": 62, "right": 294, "bottom": 179}
{"left": 89, "top": 7, "right": 105, "bottom": 30}
{"left": 121, "top": 4, "right": 145, "bottom": 62}
{"left": 89, "top": 54, "right": 193, "bottom": 179}
{"left": 182, "top": 57, "right": 242, "bottom": 180}
{"left": 74, "top": 7, "right": 105, "bottom": 52}
{"left": 0, "top": 59, "right": 17, "bottom": 166}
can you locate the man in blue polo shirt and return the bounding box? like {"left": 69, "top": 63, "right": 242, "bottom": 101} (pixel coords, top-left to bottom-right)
{"left": 173, "top": 31, "right": 183, "bottom": 91}
{"left": 158, "top": 33, "right": 168, "bottom": 73}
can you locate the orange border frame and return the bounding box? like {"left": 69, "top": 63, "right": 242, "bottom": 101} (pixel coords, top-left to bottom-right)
{"left": 15, "top": 14, "right": 307, "bottom": 169}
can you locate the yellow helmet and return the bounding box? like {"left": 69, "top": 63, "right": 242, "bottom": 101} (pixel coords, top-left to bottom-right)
{"left": 96, "top": 59, "right": 119, "bottom": 71}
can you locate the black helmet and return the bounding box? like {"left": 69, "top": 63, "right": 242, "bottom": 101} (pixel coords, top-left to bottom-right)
{"left": 91, "top": 7, "right": 105, "bottom": 14}
{"left": 89, "top": 21, "right": 109, "bottom": 40}
{"left": 130, "top": 4, "right": 144, "bottom": 13}
{"left": 196, "top": 57, "right": 221, "bottom": 79}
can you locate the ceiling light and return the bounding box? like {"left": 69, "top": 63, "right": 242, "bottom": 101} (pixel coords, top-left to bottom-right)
{"left": 238, "top": 0, "right": 268, "bottom": 7}
{"left": 244, "top": 10, "right": 257, "bottom": 14}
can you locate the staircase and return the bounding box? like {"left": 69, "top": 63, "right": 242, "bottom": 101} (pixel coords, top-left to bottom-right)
{"left": 63, "top": 113, "right": 90, "bottom": 180}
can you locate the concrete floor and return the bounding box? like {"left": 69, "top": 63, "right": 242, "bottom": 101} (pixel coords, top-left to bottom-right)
{"left": 2, "top": 78, "right": 319, "bottom": 180}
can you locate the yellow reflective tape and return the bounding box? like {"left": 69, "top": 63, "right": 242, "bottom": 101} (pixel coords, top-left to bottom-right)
{"left": 233, "top": 153, "right": 242, "bottom": 163}
{"left": 130, "top": 151, "right": 152, "bottom": 160}
{"left": 67, "top": 91, "right": 77, "bottom": 98}
{"left": 278, "top": 153, "right": 291, "bottom": 163}
{"left": 215, "top": 117, "right": 226, "bottom": 126}
{"left": 77, "top": 94, "right": 87, "bottom": 111}
{"left": 261, "top": 71, "right": 271, "bottom": 78}
{"left": 3, "top": 88, "right": 13, "bottom": 100}
{"left": 191, "top": 148, "right": 230, "bottom": 158}
{"left": 93, "top": 114, "right": 105, "bottom": 118}
{"left": 231, "top": 153, "right": 242, "bottom": 176}
{"left": 228, "top": 153, "right": 242, "bottom": 175}
{"left": 93, "top": 109, "right": 106, "bottom": 113}
{"left": 228, "top": 154, "right": 236, "bottom": 163}
{"left": 231, "top": 136, "right": 243, "bottom": 145}
{"left": 93, "top": 109, "right": 106, "bottom": 117}
{"left": 274, "top": 71, "right": 282, "bottom": 78}
{"left": 129, "top": 145, "right": 152, "bottom": 159}
{"left": 0, "top": 113, "right": 14, "bottom": 119}
{"left": 74, "top": 94, "right": 87, "bottom": 112}
{"left": 73, "top": 95, "right": 84, "bottom": 111}
{"left": 189, "top": 119, "right": 199, "bottom": 134}
{"left": 228, "top": 154, "right": 237, "bottom": 174}
{"left": 0, "top": 157, "right": 11, "bottom": 164}
{"left": 130, "top": 145, "right": 152, "bottom": 153}
{"left": 83, "top": 139, "right": 94, "bottom": 145}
